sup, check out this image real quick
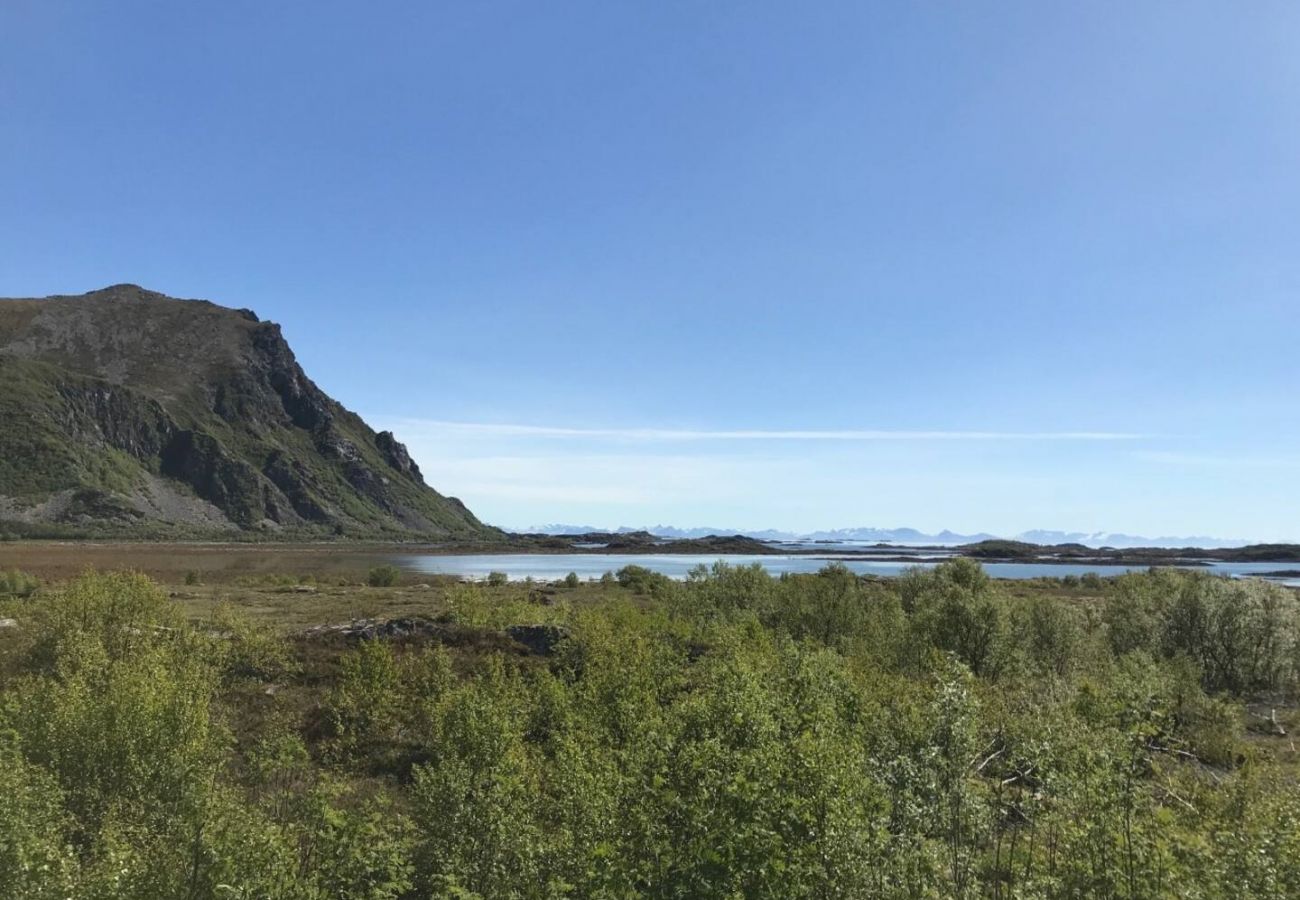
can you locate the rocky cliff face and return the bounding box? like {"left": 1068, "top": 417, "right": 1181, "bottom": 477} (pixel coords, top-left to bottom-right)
{"left": 0, "top": 285, "right": 496, "bottom": 538}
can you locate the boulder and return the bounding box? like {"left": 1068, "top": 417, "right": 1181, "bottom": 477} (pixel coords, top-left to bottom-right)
{"left": 506, "top": 624, "right": 570, "bottom": 656}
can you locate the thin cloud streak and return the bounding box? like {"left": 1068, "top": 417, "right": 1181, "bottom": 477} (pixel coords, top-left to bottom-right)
{"left": 394, "top": 419, "right": 1146, "bottom": 442}
{"left": 1134, "top": 451, "right": 1300, "bottom": 468}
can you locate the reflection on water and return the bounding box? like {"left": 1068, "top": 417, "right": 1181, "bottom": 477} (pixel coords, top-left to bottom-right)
{"left": 394, "top": 553, "right": 1300, "bottom": 587}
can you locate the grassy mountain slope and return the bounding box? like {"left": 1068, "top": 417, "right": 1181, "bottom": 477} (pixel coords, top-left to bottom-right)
{"left": 0, "top": 285, "right": 496, "bottom": 539}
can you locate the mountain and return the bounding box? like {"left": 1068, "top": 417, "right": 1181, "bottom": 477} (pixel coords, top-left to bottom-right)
{"left": 1013, "top": 530, "right": 1248, "bottom": 550}
{"left": 521, "top": 524, "right": 775, "bottom": 540}
{"left": 519, "top": 524, "right": 1253, "bottom": 549}
{"left": 802, "top": 527, "right": 1001, "bottom": 544}
{"left": 521, "top": 524, "right": 608, "bottom": 536}
{"left": 519, "top": 524, "right": 1003, "bottom": 544}
{"left": 0, "top": 285, "right": 496, "bottom": 539}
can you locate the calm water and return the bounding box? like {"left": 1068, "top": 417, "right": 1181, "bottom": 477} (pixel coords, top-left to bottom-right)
{"left": 394, "top": 553, "right": 1300, "bottom": 587}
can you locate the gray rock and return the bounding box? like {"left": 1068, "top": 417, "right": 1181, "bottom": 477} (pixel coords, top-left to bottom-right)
{"left": 506, "top": 624, "right": 570, "bottom": 656}
{"left": 300, "top": 617, "right": 444, "bottom": 642}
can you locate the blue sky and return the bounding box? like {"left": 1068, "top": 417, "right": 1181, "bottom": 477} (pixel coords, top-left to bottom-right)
{"left": 3, "top": 2, "right": 1298, "bottom": 538}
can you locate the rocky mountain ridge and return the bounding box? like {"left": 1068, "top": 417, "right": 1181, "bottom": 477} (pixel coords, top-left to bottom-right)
{"left": 0, "top": 285, "right": 495, "bottom": 539}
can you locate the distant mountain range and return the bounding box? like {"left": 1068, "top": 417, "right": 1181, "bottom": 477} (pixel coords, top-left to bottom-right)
{"left": 519, "top": 524, "right": 1253, "bottom": 549}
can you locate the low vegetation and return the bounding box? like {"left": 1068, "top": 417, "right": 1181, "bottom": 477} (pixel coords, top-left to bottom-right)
{"left": 0, "top": 568, "right": 39, "bottom": 598}
{"left": 368, "top": 564, "right": 402, "bottom": 588}
{"left": 0, "top": 561, "right": 1297, "bottom": 897}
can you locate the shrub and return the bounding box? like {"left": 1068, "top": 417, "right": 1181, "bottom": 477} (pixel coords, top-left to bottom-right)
{"left": 0, "top": 568, "right": 39, "bottom": 598}
{"left": 5, "top": 574, "right": 222, "bottom": 836}
{"left": 24, "top": 570, "right": 179, "bottom": 669}
{"left": 486, "top": 571, "right": 509, "bottom": 587}
{"left": 564, "top": 572, "right": 581, "bottom": 589}
{"left": 208, "top": 603, "right": 299, "bottom": 683}
{"left": 901, "top": 560, "right": 1004, "bottom": 676}
{"left": 0, "top": 742, "right": 75, "bottom": 899}
{"left": 768, "top": 563, "right": 866, "bottom": 648}
{"left": 616, "top": 564, "right": 672, "bottom": 596}
{"left": 326, "top": 640, "right": 403, "bottom": 761}
{"left": 368, "top": 564, "right": 402, "bottom": 587}
{"left": 1166, "top": 574, "right": 1299, "bottom": 694}
{"left": 1009, "top": 593, "right": 1081, "bottom": 676}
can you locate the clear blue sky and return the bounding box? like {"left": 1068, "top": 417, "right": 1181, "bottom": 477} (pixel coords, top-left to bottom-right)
{"left": 3, "top": 2, "right": 1298, "bottom": 538}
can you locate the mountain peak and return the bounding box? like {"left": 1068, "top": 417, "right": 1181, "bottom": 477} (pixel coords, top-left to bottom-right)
{"left": 90, "top": 282, "right": 154, "bottom": 296}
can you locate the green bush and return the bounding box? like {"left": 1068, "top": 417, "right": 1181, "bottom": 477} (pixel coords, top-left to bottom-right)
{"left": 900, "top": 559, "right": 1004, "bottom": 676}
{"left": 486, "top": 571, "right": 508, "bottom": 587}
{"left": 1106, "top": 570, "right": 1300, "bottom": 693}
{"left": 368, "top": 564, "right": 402, "bottom": 587}
{"left": 0, "top": 742, "right": 75, "bottom": 899}
{"left": 563, "top": 571, "right": 581, "bottom": 588}
{"left": 208, "top": 603, "right": 300, "bottom": 683}
{"left": 0, "top": 568, "right": 39, "bottom": 598}
{"left": 615, "top": 564, "right": 672, "bottom": 596}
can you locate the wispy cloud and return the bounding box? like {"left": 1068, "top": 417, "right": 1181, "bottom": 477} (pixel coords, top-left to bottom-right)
{"left": 1134, "top": 451, "right": 1300, "bottom": 468}
{"left": 391, "top": 419, "right": 1144, "bottom": 442}
{"left": 413, "top": 453, "right": 795, "bottom": 505}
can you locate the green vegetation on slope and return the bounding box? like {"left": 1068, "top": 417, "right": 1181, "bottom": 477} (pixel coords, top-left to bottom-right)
{"left": 0, "top": 562, "right": 1298, "bottom": 897}
{"left": 0, "top": 357, "right": 148, "bottom": 500}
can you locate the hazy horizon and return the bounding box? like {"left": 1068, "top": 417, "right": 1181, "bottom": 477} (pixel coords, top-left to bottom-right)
{"left": 500, "top": 522, "right": 1263, "bottom": 548}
